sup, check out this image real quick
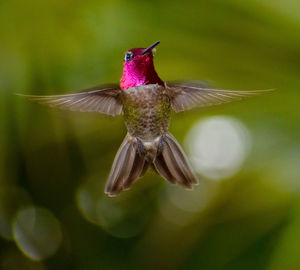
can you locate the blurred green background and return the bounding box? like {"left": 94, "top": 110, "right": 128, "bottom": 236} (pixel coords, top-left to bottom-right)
{"left": 1, "top": 0, "right": 300, "bottom": 269}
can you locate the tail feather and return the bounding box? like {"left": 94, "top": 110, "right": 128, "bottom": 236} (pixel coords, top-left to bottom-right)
{"left": 165, "top": 133, "right": 198, "bottom": 185}
{"left": 105, "top": 137, "right": 135, "bottom": 195}
{"left": 153, "top": 133, "right": 199, "bottom": 188}
{"left": 161, "top": 142, "right": 191, "bottom": 188}
{"left": 105, "top": 135, "right": 147, "bottom": 196}
{"left": 152, "top": 154, "right": 176, "bottom": 184}
{"left": 123, "top": 153, "right": 145, "bottom": 190}
{"left": 105, "top": 132, "right": 198, "bottom": 196}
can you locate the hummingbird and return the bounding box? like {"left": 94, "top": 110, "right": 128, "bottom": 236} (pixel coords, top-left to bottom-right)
{"left": 19, "top": 41, "right": 270, "bottom": 196}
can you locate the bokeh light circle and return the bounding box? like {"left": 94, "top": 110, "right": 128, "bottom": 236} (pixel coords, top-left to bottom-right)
{"left": 185, "top": 116, "right": 251, "bottom": 180}
{"left": 12, "top": 207, "right": 62, "bottom": 261}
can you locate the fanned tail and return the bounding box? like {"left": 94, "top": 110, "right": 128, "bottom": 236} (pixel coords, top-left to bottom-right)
{"left": 105, "top": 132, "right": 198, "bottom": 196}
{"left": 153, "top": 133, "right": 199, "bottom": 188}
{"left": 105, "top": 135, "right": 147, "bottom": 197}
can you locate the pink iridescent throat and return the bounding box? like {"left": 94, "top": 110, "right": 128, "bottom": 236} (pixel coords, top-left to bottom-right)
{"left": 120, "top": 52, "right": 164, "bottom": 90}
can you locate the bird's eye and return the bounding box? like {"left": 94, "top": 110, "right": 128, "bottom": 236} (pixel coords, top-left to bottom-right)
{"left": 125, "top": 52, "right": 134, "bottom": 62}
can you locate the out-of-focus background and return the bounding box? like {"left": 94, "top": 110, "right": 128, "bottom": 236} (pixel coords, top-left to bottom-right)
{"left": 1, "top": 0, "right": 300, "bottom": 269}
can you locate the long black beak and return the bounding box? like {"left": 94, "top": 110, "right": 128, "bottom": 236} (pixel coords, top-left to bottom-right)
{"left": 141, "top": 41, "right": 160, "bottom": 55}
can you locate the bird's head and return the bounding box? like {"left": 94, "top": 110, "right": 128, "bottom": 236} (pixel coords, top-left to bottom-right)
{"left": 120, "top": 41, "right": 164, "bottom": 89}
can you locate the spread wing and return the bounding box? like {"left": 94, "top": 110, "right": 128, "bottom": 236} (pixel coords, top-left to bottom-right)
{"left": 167, "top": 82, "right": 273, "bottom": 113}
{"left": 17, "top": 85, "right": 123, "bottom": 116}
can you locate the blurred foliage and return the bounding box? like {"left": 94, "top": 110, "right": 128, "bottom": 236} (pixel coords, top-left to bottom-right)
{"left": 1, "top": 0, "right": 300, "bottom": 269}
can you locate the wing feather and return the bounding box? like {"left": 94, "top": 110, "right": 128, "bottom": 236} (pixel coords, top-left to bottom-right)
{"left": 17, "top": 86, "right": 123, "bottom": 116}
{"left": 167, "top": 82, "right": 273, "bottom": 112}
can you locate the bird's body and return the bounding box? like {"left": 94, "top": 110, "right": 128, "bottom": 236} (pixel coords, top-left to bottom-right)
{"left": 19, "top": 41, "right": 271, "bottom": 196}
{"left": 122, "top": 84, "right": 170, "bottom": 141}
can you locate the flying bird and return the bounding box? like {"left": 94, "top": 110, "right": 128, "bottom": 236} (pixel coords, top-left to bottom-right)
{"left": 19, "top": 41, "right": 270, "bottom": 196}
